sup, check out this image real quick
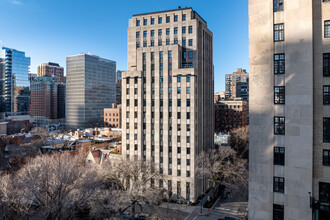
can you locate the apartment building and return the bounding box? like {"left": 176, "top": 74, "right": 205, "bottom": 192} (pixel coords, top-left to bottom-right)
{"left": 225, "top": 68, "right": 249, "bottom": 99}
{"left": 37, "top": 62, "right": 65, "bottom": 83}
{"left": 122, "top": 7, "right": 214, "bottom": 202}
{"left": 104, "top": 104, "right": 122, "bottom": 128}
{"left": 249, "top": 0, "right": 330, "bottom": 219}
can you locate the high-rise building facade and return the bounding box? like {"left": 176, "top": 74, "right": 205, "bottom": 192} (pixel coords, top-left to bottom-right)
{"left": 249, "top": 0, "right": 330, "bottom": 219}
{"left": 30, "top": 76, "right": 58, "bottom": 121}
{"left": 57, "top": 83, "right": 65, "bottom": 119}
{"left": 0, "top": 58, "right": 5, "bottom": 115}
{"left": 37, "top": 62, "right": 65, "bottom": 83}
{"left": 66, "top": 54, "right": 116, "bottom": 128}
{"left": 0, "top": 47, "right": 31, "bottom": 117}
{"left": 122, "top": 7, "right": 214, "bottom": 202}
{"left": 225, "top": 68, "right": 248, "bottom": 99}
{"left": 116, "top": 70, "right": 123, "bottom": 104}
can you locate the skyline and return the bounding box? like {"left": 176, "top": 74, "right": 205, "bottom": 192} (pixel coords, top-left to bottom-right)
{"left": 0, "top": 0, "right": 248, "bottom": 92}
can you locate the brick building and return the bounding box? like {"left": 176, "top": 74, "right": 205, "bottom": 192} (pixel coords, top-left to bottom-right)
{"left": 104, "top": 104, "right": 121, "bottom": 128}
{"left": 37, "top": 62, "right": 65, "bottom": 83}
{"left": 225, "top": 68, "right": 249, "bottom": 99}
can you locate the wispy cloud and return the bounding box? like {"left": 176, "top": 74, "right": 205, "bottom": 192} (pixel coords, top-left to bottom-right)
{"left": 10, "top": 0, "right": 23, "bottom": 5}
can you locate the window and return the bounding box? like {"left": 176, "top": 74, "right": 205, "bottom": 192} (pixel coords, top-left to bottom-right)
{"left": 166, "top": 39, "right": 170, "bottom": 45}
{"left": 178, "top": 99, "right": 181, "bottom": 107}
{"left": 187, "top": 87, "right": 190, "bottom": 94}
{"left": 177, "top": 112, "right": 181, "bottom": 119}
{"left": 274, "top": 147, "right": 285, "bottom": 165}
{"left": 177, "top": 170, "right": 181, "bottom": 176}
{"left": 274, "top": 117, "right": 285, "bottom": 135}
{"left": 126, "top": 99, "right": 130, "bottom": 106}
{"left": 126, "top": 88, "right": 129, "bottom": 95}
{"left": 183, "top": 51, "right": 186, "bottom": 59}
{"left": 177, "top": 87, "right": 181, "bottom": 94}
{"left": 324, "top": 53, "right": 330, "bottom": 76}
{"left": 136, "top": 42, "right": 140, "bottom": 48}
{"left": 166, "top": 16, "right": 170, "bottom": 23}
{"left": 187, "top": 158, "right": 190, "bottom": 165}
{"left": 174, "top": 27, "right": 178, "bottom": 34}
{"left": 187, "top": 74, "right": 191, "bottom": 82}
{"left": 188, "top": 39, "right": 193, "bottom": 46}
{"left": 134, "top": 134, "right": 137, "bottom": 140}
{"left": 177, "top": 75, "right": 181, "bottom": 82}
{"left": 323, "top": 150, "right": 330, "bottom": 166}
{"left": 274, "top": 54, "right": 285, "bottom": 74}
{"left": 324, "top": 118, "right": 330, "bottom": 143}
{"left": 151, "top": 18, "right": 155, "bottom": 25}
{"left": 134, "top": 77, "right": 138, "bottom": 84}
{"left": 143, "top": 19, "right": 147, "bottom": 26}
{"left": 169, "top": 50, "right": 172, "bottom": 58}
{"left": 187, "top": 99, "right": 191, "bottom": 107}
{"left": 160, "top": 51, "right": 163, "bottom": 59}
{"left": 177, "top": 158, "right": 181, "bottom": 165}
{"left": 274, "top": 0, "right": 284, "bottom": 12}
{"left": 174, "top": 38, "right": 178, "bottom": 44}
{"left": 158, "top": 40, "right": 162, "bottom": 46}
{"left": 325, "top": 20, "right": 330, "bottom": 38}
{"left": 169, "top": 88, "right": 172, "bottom": 94}
{"left": 166, "top": 28, "right": 170, "bottom": 36}
{"left": 158, "top": 29, "right": 162, "bottom": 36}
{"left": 143, "top": 41, "right": 147, "bottom": 47}
{"left": 319, "top": 182, "right": 330, "bottom": 204}
{"left": 134, "top": 99, "right": 138, "bottom": 106}
{"left": 187, "top": 112, "right": 190, "bottom": 119}
{"left": 274, "top": 86, "right": 285, "bottom": 104}
{"left": 150, "top": 30, "right": 154, "bottom": 37}
{"left": 174, "top": 15, "right": 178, "bottom": 22}
{"left": 182, "top": 14, "right": 186, "bottom": 21}
{"left": 143, "top": 31, "right": 147, "bottom": 38}
{"left": 126, "top": 144, "right": 130, "bottom": 150}
{"left": 188, "top": 26, "right": 192, "bottom": 33}
{"left": 274, "top": 177, "right": 284, "bottom": 193}
{"left": 160, "top": 76, "right": 163, "bottom": 83}
{"left": 188, "top": 51, "right": 193, "bottom": 59}
{"left": 324, "top": 86, "right": 330, "bottom": 104}
{"left": 182, "top": 39, "right": 186, "bottom": 47}
{"left": 187, "top": 148, "right": 191, "bottom": 154}
{"left": 158, "top": 17, "right": 162, "bottom": 24}
{"left": 177, "top": 136, "right": 181, "bottom": 142}
{"left": 187, "top": 171, "right": 190, "bottom": 177}
{"left": 273, "top": 204, "right": 284, "bottom": 220}
{"left": 136, "top": 31, "right": 140, "bottom": 38}
{"left": 126, "top": 133, "right": 129, "bottom": 139}
{"left": 136, "top": 20, "right": 140, "bottom": 26}
{"left": 182, "top": 26, "right": 186, "bottom": 34}
{"left": 274, "top": 24, "right": 284, "bottom": 41}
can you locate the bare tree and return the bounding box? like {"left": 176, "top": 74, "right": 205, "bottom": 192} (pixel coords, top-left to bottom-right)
{"left": 229, "top": 126, "right": 249, "bottom": 159}
{"left": 99, "top": 159, "right": 166, "bottom": 219}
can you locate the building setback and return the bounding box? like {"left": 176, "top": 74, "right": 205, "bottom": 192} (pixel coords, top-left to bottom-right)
{"left": 0, "top": 47, "right": 31, "bottom": 118}
{"left": 104, "top": 104, "right": 122, "bottom": 128}
{"left": 225, "top": 68, "right": 248, "bottom": 99}
{"left": 122, "top": 7, "right": 214, "bottom": 202}
{"left": 249, "top": 0, "right": 330, "bottom": 220}
{"left": 66, "top": 54, "right": 116, "bottom": 128}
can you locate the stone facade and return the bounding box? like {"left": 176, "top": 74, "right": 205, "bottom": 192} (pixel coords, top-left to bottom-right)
{"left": 122, "top": 7, "right": 214, "bottom": 202}
{"left": 249, "top": 0, "right": 330, "bottom": 219}
{"left": 104, "top": 104, "right": 122, "bottom": 128}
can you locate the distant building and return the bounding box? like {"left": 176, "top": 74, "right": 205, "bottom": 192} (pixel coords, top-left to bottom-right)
{"left": 214, "top": 91, "right": 225, "bottom": 103}
{"left": 104, "top": 104, "right": 122, "bottom": 128}
{"left": 28, "top": 73, "right": 37, "bottom": 83}
{"left": 214, "top": 100, "right": 247, "bottom": 132}
{"left": 0, "top": 47, "right": 31, "bottom": 117}
{"left": 116, "top": 70, "right": 123, "bottom": 105}
{"left": 57, "top": 83, "right": 65, "bottom": 119}
{"left": 66, "top": 54, "right": 116, "bottom": 128}
{"left": 236, "top": 80, "right": 249, "bottom": 101}
{"left": 225, "top": 68, "right": 248, "bottom": 99}
{"left": 37, "top": 62, "right": 65, "bottom": 83}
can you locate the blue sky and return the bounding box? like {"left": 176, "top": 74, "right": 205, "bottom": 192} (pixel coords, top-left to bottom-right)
{"left": 0, "top": 0, "right": 248, "bottom": 92}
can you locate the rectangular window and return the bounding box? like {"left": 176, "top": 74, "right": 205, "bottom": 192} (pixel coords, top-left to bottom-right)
{"left": 182, "top": 26, "right": 186, "bottom": 34}
{"left": 323, "top": 150, "right": 330, "bottom": 166}
{"left": 166, "top": 39, "right": 170, "bottom": 45}
{"left": 324, "top": 86, "right": 330, "bottom": 104}
{"left": 187, "top": 158, "right": 190, "bottom": 165}
{"left": 178, "top": 99, "right": 181, "bottom": 107}
{"left": 324, "top": 53, "right": 330, "bottom": 76}
{"left": 177, "top": 136, "right": 181, "bottom": 142}
{"left": 188, "top": 39, "right": 193, "bottom": 46}
{"left": 158, "top": 17, "right": 162, "bottom": 24}
{"left": 166, "top": 16, "right": 170, "bottom": 23}
{"left": 126, "top": 88, "right": 129, "bottom": 95}
{"left": 274, "top": 0, "right": 284, "bottom": 12}
{"left": 325, "top": 20, "right": 330, "bottom": 38}
{"left": 188, "top": 26, "right": 192, "bottom": 33}
{"left": 174, "top": 38, "right": 178, "bottom": 44}
{"left": 136, "top": 42, "right": 140, "bottom": 48}
{"left": 187, "top": 74, "right": 191, "bottom": 82}
{"left": 274, "top": 86, "right": 285, "bottom": 104}
{"left": 177, "top": 75, "right": 181, "bottom": 82}
{"left": 158, "top": 40, "right": 162, "bottom": 46}
{"left": 143, "top": 31, "right": 147, "bottom": 38}
{"left": 274, "top": 177, "right": 284, "bottom": 193}
{"left": 183, "top": 51, "right": 186, "bottom": 59}
{"left": 158, "top": 29, "right": 162, "bottom": 36}
{"left": 136, "top": 31, "right": 140, "bottom": 38}
{"left": 274, "top": 54, "right": 285, "bottom": 74}
{"left": 151, "top": 30, "right": 154, "bottom": 37}
{"left": 274, "top": 147, "right": 285, "bottom": 165}
{"left": 274, "top": 24, "right": 284, "bottom": 41}
{"left": 187, "top": 99, "right": 191, "bottom": 107}
{"left": 187, "top": 87, "right": 190, "bottom": 94}
{"left": 187, "top": 112, "right": 190, "bottom": 119}
{"left": 143, "top": 19, "right": 147, "bottom": 26}
{"left": 319, "top": 182, "right": 330, "bottom": 203}
{"left": 174, "top": 15, "right": 178, "bottom": 22}
{"left": 274, "top": 116, "right": 285, "bottom": 135}
{"left": 324, "top": 118, "right": 330, "bottom": 143}
{"left": 182, "top": 39, "right": 186, "bottom": 47}
{"left": 187, "top": 148, "right": 191, "bottom": 154}
{"left": 136, "top": 20, "right": 140, "bottom": 26}
{"left": 174, "top": 27, "right": 178, "bottom": 34}
{"left": 188, "top": 51, "right": 193, "bottom": 59}
{"left": 273, "top": 204, "right": 284, "bottom": 220}
{"left": 166, "top": 28, "right": 170, "bottom": 36}
{"left": 182, "top": 14, "right": 186, "bottom": 21}
{"left": 151, "top": 18, "right": 155, "bottom": 25}
{"left": 177, "top": 87, "right": 181, "bottom": 94}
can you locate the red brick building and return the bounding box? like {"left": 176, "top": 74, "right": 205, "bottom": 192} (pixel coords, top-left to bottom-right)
{"left": 37, "top": 62, "right": 65, "bottom": 83}
{"left": 104, "top": 104, "right": 121, "bottom": 128}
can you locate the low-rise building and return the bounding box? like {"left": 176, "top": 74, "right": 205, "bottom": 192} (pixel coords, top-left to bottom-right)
{"left": 214, "top": 91, "right": 226, "bottom": 103}
{"left": 104, "top": 104, "right": 121, "bottom": 128}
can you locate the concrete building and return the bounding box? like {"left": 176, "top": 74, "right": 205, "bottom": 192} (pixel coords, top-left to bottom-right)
{"left": 104, "top": 104, "right": 122, "bottom": 128}
{"left": 37, "top": 62, "right": 65, "bottom": 83}
{"left": 225, "top": 68, "right": 248, "bottom": 99}
{"left": 116, "top": 70, "right": 123, "bottom": 105}
{"left": 122, "top": 7, "right": 214, "bottom": 202}
{"left": 214, "top": 100, "right": 247, "bottom": 132}
{"left": 66, "top": 54, "right": 116, "bottom": 129}
{"left": 30, "top": 76, "right": 58, "bottom": 122}
{"left": 249, "top": 0, "right": 330, "bottom": 219}
{"left": 214, "top": 91, "right": 225, "bottom": 103}
{"left": 0, "top": 47, "right": 31, "bottom": 118}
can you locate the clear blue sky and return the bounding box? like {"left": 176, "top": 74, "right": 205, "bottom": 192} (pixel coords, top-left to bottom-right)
{"left": 0, "top": 0, "right": 248, "bottom": 92}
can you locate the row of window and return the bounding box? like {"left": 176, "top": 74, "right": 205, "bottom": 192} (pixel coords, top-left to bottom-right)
{"left": 136, "top": 14, "right": 187, "bottom": 27}
{"left": 125, "top": 75, "right": 191, "bottom": 84}
{"left": 137, "top": 39, "right": 193, "bottom": 48}
{"left": 126, "top": 134, "right": 191, "bottom": 143}
{"left": 136, "top": 26, "right": 193, "bottom": 38}
{"left": 126, "top": 99, "right": 192, "bottom": 107}
{"left": 126, "top": 87, "right": 191, "bottom": 95}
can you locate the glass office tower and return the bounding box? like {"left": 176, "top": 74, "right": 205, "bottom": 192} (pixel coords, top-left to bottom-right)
{"left": 0, "top": 47, "right": 31, "bottom": 117}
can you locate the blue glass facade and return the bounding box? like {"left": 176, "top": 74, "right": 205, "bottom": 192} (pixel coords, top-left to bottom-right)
{"left": 1, "top": 47, "right": 31, "bottom": 116}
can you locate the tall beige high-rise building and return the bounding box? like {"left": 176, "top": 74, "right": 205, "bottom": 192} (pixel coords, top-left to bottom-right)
{"left": 122, "top": 7, "right": 214, "bottom": 202}
{"left": 249, "top": 0, "right": 330, "bottom": 219}
{"left": 225, "top": 68, "right": 248, "bottom": 99}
